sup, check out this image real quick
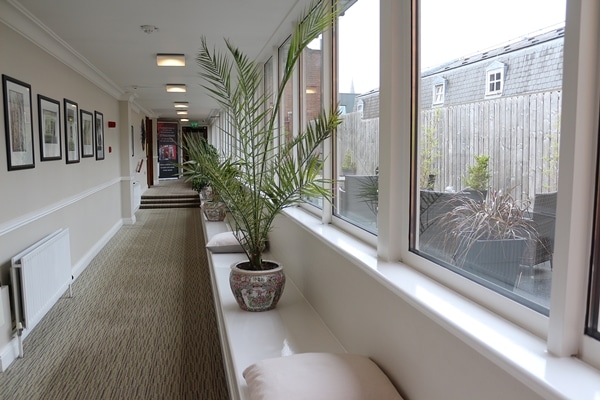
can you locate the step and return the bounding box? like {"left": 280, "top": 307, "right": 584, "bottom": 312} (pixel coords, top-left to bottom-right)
{"left": 141, "top": 198, "right": 200, "bottom": 204}
{"left": 141, "top": 195, "right": 199, "bottom": 200}
{"left": 139, "top": 203, "right": 200, "bottom": 209}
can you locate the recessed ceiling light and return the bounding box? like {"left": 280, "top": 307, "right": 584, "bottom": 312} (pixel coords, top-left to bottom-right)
{"left": 180, "top": 118, "right": 189, "bottom": 122}
{"left": 174, "top": 102, "right": 189, "bottom": 108}
{"left": 176, "top": 110, "right": 188, "bottom": 115}
{"left": 157, "top": 54, "right": 186, "bottom": 67}
{"left": 166, "top": 84, "right": 186, "bottom": 93}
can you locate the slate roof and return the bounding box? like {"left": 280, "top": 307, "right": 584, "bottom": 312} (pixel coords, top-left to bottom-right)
{"left": 350, "top": 26, "right": 565, "bottom": 116}
{"left": 421, "top": 27, "right": 564, "bottom": 108}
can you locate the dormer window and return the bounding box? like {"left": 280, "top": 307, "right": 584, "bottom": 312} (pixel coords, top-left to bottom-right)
{"left": 485, "top": 61, "right": 506, "bottom": 97}
{"left": 432, "top": 78, "right": 447, "bottom": 106}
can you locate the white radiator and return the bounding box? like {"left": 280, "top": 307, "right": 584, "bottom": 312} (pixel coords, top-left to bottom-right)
{"left": 10, "top": 229, "right": 72, "bottom": 350}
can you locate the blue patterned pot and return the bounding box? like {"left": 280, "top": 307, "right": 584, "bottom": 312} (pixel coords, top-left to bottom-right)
{"left": 229, "top": 261, "right": 286, "bottom": 311}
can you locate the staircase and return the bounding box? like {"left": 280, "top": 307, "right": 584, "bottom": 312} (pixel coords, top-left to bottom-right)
{"left": 140, "top": 194, "right": 201, "bottom": 209}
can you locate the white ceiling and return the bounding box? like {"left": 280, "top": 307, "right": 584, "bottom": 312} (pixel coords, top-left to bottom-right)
{"left": 9, "top": 0, "right": 311, "bottom": 123}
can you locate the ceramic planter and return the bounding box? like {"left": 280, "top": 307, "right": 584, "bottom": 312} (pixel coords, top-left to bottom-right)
{"left": 202, "top": 201, "right": 227, "bottom": 221}
{"left": 200, "top": 186, "right": 214, "bottom": 201}
{"left": 229, "top": 261, "right": 286, "bottom": 311}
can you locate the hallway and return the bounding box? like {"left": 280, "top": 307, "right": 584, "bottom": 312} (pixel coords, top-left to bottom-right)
{"left": 0, "top": 188, "right": 228, "bottom": 399}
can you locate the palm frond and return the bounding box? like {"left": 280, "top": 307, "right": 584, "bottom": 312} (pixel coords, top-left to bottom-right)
{"left": 190, "top": 0, "right": 341, "bottom": 270}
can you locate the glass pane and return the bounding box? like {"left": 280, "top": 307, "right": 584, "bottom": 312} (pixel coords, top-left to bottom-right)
{"left": 335, "top": 0, "right": 380, "bottom": 233}
{"left": 264, "top": 57, "right": 274, "bottom": 115}
{"left": 414, "top": 0, "right": 566, "bottom": 313}
{"left": 279, "top": 38, "right": 293, "bottom": 145}
{"left": 302, "top": 35, "right": 325, "bottom": 208}
{"left": 587, "top": 111, "right": 600, "bottom": 340}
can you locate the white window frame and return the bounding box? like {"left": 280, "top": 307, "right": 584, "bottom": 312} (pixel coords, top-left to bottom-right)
{"left": 251, "top": 0, "right": 600, "bottom": 378}
{"left": 397, "top": 0, "right": 600, "bottom": 371}
{"left": 432, "top": 81, "right": 445, "bottom": 105}
{"left": 485, "top": 62, "right": 506, "bottom": 97}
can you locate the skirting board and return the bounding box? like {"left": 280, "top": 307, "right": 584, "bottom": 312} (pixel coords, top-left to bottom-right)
{"left": 0, "top": 219, "right": 123, "bottom": 372}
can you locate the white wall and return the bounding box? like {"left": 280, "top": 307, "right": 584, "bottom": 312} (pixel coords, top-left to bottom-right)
{"left": 0, "top": 21, "right": 139, "bottom": 367}
{"left": 269, "top": 213, "right": 544, "bottom": 400}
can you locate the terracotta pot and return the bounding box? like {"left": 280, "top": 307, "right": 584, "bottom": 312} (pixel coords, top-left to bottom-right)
{"left": 229, "top": 261, "right": 286, "bottom": 311}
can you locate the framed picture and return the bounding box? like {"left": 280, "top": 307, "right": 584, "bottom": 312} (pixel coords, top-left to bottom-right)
{"left": 95, "top": 111, "right": 105, "bottom": 160}
{"left": 2, "top": 75, "right": 34, "bottom": 170}
{"left": 37, "top": 94, "right": 62, "bottom": 161}
{"left": 80, "top": 109, "right": 94, "bottom": 157}
{"left": 64, "top": 98, "right": 80, "bottom": 164}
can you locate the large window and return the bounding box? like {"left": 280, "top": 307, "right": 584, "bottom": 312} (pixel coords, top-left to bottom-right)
{"left": 588, "top": 113, "right": 600, "bottom": 341}
{"left": 335, "top": 0, "right": 380, "bottom": 234}
{"left": 302, "top": 35, "right": 326, "bottom": 208}
{"left": 279, "top": 38, "right": 293, "bottom": 145}
{"left": 413, "top": 0, "right": 566, "bottom": 313}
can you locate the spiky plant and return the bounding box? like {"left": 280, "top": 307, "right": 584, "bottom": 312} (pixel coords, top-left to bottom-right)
{"left": 184, "top": 1, "right": 341, "bottom": 270}
{"left": 440, "top": 187, "right": 536, "bottom": 263}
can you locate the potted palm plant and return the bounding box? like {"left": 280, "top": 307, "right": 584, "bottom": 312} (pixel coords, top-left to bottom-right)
{"left": 183, "top": 1, "right": 341, "bottom": 311}
{"left": 187, "top": 139, "right": 218, "bottom": 199}
{"left": 440, "top": 188, "right": 536, "bottom": 290}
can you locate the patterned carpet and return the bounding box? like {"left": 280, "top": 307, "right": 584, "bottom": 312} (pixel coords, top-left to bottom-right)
{"left": 0, "top": 200, "right": 229, "bottom": 399}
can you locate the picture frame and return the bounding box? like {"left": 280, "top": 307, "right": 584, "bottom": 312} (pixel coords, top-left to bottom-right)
{"left": 37, "top": 94, "right": 62, "bottom": 161}
{"left": 64, "top": 98, "right": 80, "bottom": 164}
{"left": 95, "top": 111, "right": 105, "bottom": 160}
{"left": 2, "top": 75, "right": 35, "bottom": 170}
{"left": 80, "top": 109, "right": 94, "bottom": 157}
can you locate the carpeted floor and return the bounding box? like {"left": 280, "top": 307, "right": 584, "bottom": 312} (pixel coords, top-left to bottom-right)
{"left": 0, "top": 188, "right": 229, "bottom": 399}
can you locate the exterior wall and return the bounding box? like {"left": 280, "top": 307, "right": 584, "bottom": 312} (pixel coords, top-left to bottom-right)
{"left": 421, "top": 34, "right": 564, "bottom": 108}
{"left": 0, "top": 21, "right": 134, "bottom": 363}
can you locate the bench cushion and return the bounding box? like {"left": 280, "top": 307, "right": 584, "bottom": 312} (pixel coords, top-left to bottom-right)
{"left": 242, "top": 352, "right": 404, "bottom": 400}
{"left": 205, "top": 231, "right": 244, "bottom": 253}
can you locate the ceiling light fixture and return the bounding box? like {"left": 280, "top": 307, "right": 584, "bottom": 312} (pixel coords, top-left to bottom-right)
{"left": 166, "top": 84, "right": 186, "bottom": 93}
{"left": 176, "top": 110, "right": 188, "bottom": 115}
{"left": 173, "top": 102, "right": 189, "bottom": 108}
{"left": 140, "top": 25, "right": 159, "bottom": 34}
{"left": 157, "top": 54, "right": 186, "bottom": 67}
{"left": 180, "top": 118, "right": 189, "bottom": 122}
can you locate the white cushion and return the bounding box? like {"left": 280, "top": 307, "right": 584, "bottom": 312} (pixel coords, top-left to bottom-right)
{"left": 205, "top": 231, "right": 244, "bottom": 253}
{"left": 242, "top": 352, "right": 404, "bottom": 400}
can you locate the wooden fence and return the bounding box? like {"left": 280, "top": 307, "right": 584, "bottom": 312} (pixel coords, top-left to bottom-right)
{"left": 422, "top": 91, "right": 561, "bottom": 201}
{"left": 338, "top": 90, "right": 561, "bottom": 203}
{"left": 337, "top": 113, "right": 380, "bottom": 175}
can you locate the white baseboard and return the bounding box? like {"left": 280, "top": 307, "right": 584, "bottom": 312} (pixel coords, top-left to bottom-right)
{"left": 0, "top": 219, "right": 124, "bottom": 372}
{"left": 0, "top": 336, "right": 19, "bottom": 372}
{"left": 72, "top": 220, "right": 123, "bottom": 280}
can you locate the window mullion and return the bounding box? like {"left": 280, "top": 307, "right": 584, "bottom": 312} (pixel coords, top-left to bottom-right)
{"left": 548, "top": 0, "right": 600, "bottom": 359}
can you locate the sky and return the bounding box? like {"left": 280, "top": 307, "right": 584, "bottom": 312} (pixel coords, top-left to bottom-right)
{"left": 337, "top": 0, "right": 567, "bottom": 94}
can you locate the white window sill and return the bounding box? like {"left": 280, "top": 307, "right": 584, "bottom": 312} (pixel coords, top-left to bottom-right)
{"left": 283, "top": 207, "right": 600, "bottom": 400}
{"left": 201, "top": 213, "right": 346, "bottom": 400}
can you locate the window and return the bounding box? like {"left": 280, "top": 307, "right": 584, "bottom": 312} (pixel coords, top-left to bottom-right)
{"left": 301, "top": 35, "right": 325, "bottom": 208}
{"left": 588, "top": 112, "right": 600, "bottom": 341}
{"left": 279, "top": 38, "right": 293, "bottom": 145}
{"left": 432, "top": 80, "right": 445, "bottom": 105}
{"left": 334, "top": 0, "right": 380, "bottom": 234}
{"left": 485, "top": 62, "right": 505, "bottom": 96}
{"left": 413, "top": 1, "right": 564, "bottom": 313}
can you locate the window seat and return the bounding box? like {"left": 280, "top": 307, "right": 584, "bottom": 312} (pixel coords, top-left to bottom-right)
{"left": 200, "top": 214, "right": 347, "bottom": 400}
